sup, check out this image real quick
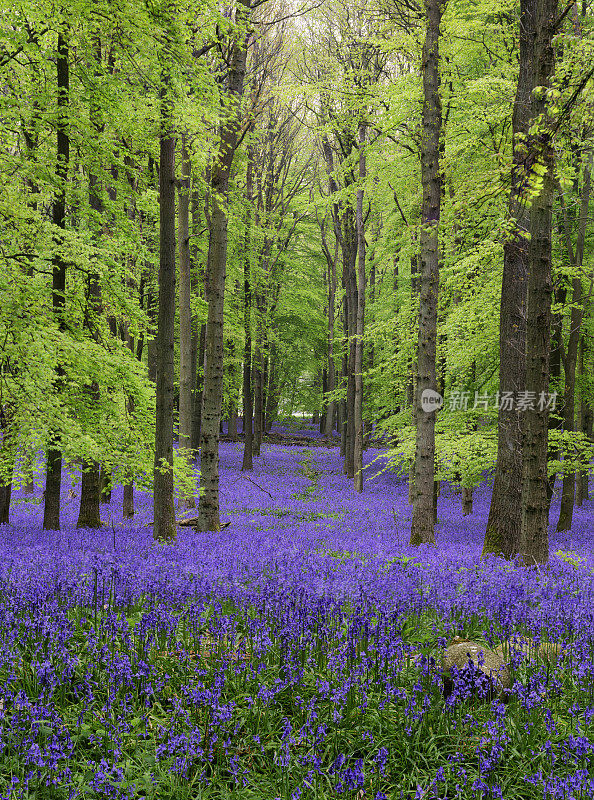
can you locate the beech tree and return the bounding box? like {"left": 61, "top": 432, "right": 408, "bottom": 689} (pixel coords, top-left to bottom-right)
{"left": 409, "top": 0, "right": 444, "bottom": 546}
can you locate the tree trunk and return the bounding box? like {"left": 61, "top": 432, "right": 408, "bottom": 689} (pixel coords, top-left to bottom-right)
{"left": 576, "top": 335, "right": 591, "bottom": 504}
{"left": 253, "top": 295, "right": 264, "bottom": 457}
{"left": 557, "top": 155, "right": 592, "bottom": 530}
{"left": 325, "top": 246, "right": 336, "bottom": 440}
{"left": 77, "top": 39, "right": 104, "bottom": 530}
{"left": 189, "top": 185, "right": 203, "bottom": 452}
{"left": 43, "top": 29, "right": 69, "bottom": 532}
{"left": 520, "top": 0, "right": 557, "bottom": 566}
{"left": 153, "top": 61, "right": 177, "bottom": 543}
{"left": 462, "top": 486, "right": 473, "bottom": 516}
{"left": 198, "top": 7, "right": 250, "bottom": 530}
{"left": 242, "top": 155, "right": 254, "bottom": 471}
{"left": 410, "top": 0, "right": 442, "bottom": 547}
{"left": 192, "top": 323, "right": 206, "bottom": 451}
{"left": 353, "top": 121, "right": 367, "bottom": 493}
{"left": 0, "top": 411, "right": 15, "bottom": 525}
{"left": 0, "top": 480, "right": 11, "bottom": 525}
{"left": 546, "top": 287, "right": 565, "bottom": 505}
{"left": 482, "top": 0, "right": 534, "bottom": 559}
{"left": 265, "top": 341, "right": 278, "bottom": 432}
{"left": 345, "top": 220, "right": 357, "bottom": 480}
{"left": 178, "top": 136, "right": 193, "bottom": 452}
{"left": 178, "top": 134, "right": 196, "bottom": 509}
{"left": 77, "top": 460, "right": 101, "bottom": 528}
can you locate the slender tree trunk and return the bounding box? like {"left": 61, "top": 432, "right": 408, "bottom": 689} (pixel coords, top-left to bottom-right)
{"left": 0, "top": 410, "right": 15, "bottom": 525}
{"left": 546, "top": 286, "right": 565, "bottom": 505}
{"left": 146, "top": 280, "right": 158, "bottom": 383}
{"left": 0, "top": 478, "right": 12, "bottom": 525}
{"left": 482, "top": 0, "right": 534, "bottom": 558}
{"left": 265, "top": 342, "right": 278, "bottom": 432}
{"left": 520, "top": 0, "right": 557, "bottom": 565}
{"left": 253, "top": 294, "right": 264, "bottom": 457}
{"left": 192, "top": 323, "right": 206, "bottom": 451}
{"left": 178, "top": 136, "right": 193, "bottom": 451}
{"left": 576, "top": 335, "right": 591, "bottom": 504}
{"left": 198, "top": 7, "right": 250, "bottom": 530}
{"left": 557, "top": 156, "right": 592, "bottom": 530}
{"left": 353, "top": 121, "right": 367, "bottom": 493}
{"left": 242, "top": 155, "right": 254, "bottom": 470}
{"left": 325, "top": 248, "right": 337, "bottom": 440}
{"left": 43, "top": 29, "right": 69, "bottom": 531}
{"left": 410, "top": 0, "right": 442, "bottom": 546}
{"left": 178, "top": 134, "right": 196, "bottom": 509}
{"left": 345, "top": 223, "right": 357, "bottom": 479}
{"left": 153, "top": 59, "right": 177, "bottom": 543}
{"left": 77, "top": 37, "right": 104, "bottom": 530}
{"left": 189, "top": 186, "right": 202, "bottom": 451}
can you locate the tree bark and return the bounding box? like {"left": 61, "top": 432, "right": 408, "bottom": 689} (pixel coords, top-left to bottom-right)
{"left": 78, "top": 457, "right": 101, "bottom": 529}
{"left": 0, "top": 409, "right": 15, "bottom": 525}
{"left": 153, "top": 57, "right": 177, "bottom": 543}
{"left": 576, "top": 335, "right": 591, "bottom": 504}
{"left": 353, "top": 121, "right": 367, "bottom": 493}
{"left": 410, "top": 0, "right": 442, "bottom": 546}
{"left": 43, "top": 29, "right": 69, "bottom": 531}
{"left": 178, "top": 136, "right": 193, "bottom": 452}
{"left": 519, "top": 0, "right": 557, "bottom": 565}
{"left": 178, "top": 134, "right": 196, "bottom": 508}
{"left": 242, "top": 153, "right": 254, "bottom": 470}
{"left": 462, "top": 486, "right": 473, "bottom": 516}
{"left": 77, "top": 36, "right": 104, "bottom": 530}
{"left": 192, "top": 323, "right": 206, "bottom": 451}
{"left": 198, "top": 4, "right": 250, "bottom": 530}
{"left": 482, "top": 0, "right": 534, "bottom": 558}
{"left": 557, "top": 155, "right": 592, "bottom": 530}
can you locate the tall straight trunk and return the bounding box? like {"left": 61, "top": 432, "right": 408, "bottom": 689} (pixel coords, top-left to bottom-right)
{"left": 546, "top": 286, "right": 565, "bottom": 505}
{"left": 178, "top": 134, "right": 196, "bottom": 509}
{"left": 0, "top": 410, "right": 15, "bottom": 525}
{"left": 242, "top": 151, "right": 254, "bottom": 470}
{"left": 265, "top": 342, "right": 278, "bottom": 432}
{"left": 345, "top": 222, "right": 357, "bottom": 480}
{"left": 557, "top": 155, "right": 592, "bottom": 530}
{"left": 44, "top": 29, "right": 69, "bottom": 531}
{"left": 520, "top": 0, "right": 557, "bottom": 565}
{"left": 77, "top": 36, "right": 104, "bottom": 530}
{"left": 261, "top": 346, "right": 269, "bottom": 439}
{"left": 153, "top": 61, "right": 177, "bottom": 543}
{"left": 198, "top": 3, "right": 250, "bottom": 530}
{"left": 0, "top": 476, "right": 12, "bottom": 525}
{"left": 410, "top": 0, "right": 442, "bottom": 546}
{"left": 123, "top": 393, "right": 135, "bottom": 518}
{"left": 228, "top": 337, "right": 239, "bottom": 441}
{"left": 325, "top": 247, "right": 337, "bottom": 440}
{"left": 178, "top": 135, "right": 193, "bottom": 452}
{"left": 353, "top": 121, "right": 367, "bottom": 493}
{"left": 192, "top": 323, "right": 206, "bottom": 451}
{"left": 253, "top": 294, "right": 265, "bottom": 457}
{"left": 189, "top": 185, "right": 203, "bottom": 451}
{"left": 146, "top": 280, "right": 158, "bottom": 383}
{"left": 576, "top": 335, "right": 591, "bottom": 504}
{"left": 482, "top": 0, "right": 534, "bottom": 558}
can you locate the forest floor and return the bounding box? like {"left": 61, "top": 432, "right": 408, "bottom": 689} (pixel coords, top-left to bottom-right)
{"left": 2, "top": 426, "right": 594, "bottom": 799}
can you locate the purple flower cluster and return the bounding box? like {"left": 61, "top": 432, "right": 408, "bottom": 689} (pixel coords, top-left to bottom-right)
{"left": 0, "top": 425, "right": 592, "bottom": 798}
